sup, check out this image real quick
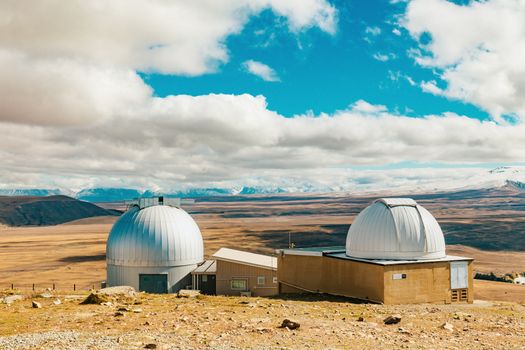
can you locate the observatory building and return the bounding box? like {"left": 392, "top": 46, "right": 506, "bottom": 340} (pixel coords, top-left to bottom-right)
{"left": 106, "top": 197, "right": 204, "bottom": 293}
{"left": 277, "top": 198, "right": 473, "bottom": 304}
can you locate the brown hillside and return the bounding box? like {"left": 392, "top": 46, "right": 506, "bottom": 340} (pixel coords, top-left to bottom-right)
{"left": 0, "top": 195, "right": 118, "bottom": 226}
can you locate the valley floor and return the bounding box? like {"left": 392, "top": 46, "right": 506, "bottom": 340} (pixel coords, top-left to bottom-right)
{"left": 1, "top": 292, "right": 524, "bottom": 350}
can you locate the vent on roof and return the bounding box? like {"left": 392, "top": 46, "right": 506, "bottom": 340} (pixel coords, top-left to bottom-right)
{"left": 125, "top": 197, "right": 182, "bottom": 209}
{"left": 375, "top": 198, "right": 418, "bottom": 207}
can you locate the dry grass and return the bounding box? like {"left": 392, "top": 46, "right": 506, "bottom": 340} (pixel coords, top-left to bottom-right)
{"left": 1, "top": 292, "right": 524, "bottom": 349}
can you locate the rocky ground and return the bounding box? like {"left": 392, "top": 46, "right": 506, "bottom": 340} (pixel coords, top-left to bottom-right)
{"left": 1, "top": 289, "right": 525, "bottom": 350}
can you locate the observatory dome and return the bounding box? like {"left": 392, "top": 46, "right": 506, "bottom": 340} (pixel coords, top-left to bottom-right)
{"left": 106, "top": 205, "right": 204, "bottom": 267}
{"left": 346, "top": 198, "right": 446, "bottom": 260}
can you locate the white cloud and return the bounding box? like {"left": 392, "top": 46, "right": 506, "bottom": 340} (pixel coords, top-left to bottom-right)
{"left": 373, "top": 53, "right": 396, "bottom": 62}
{"left": 2, "top": 94, "right": 525, "bottom": 191}
{"left": 420, "top": 80, "right": 444, "bottom": 96}
{"left": 402, "top": 0, "right": 525, "bottom": 121}
{"left": 392, "top": 28, "right": 402, "bottom": 36}
{"left": 365, "top": 26, "right": 382, "bottom": 36}
{"left": 2, "top": 0, "right": 525, "bottom": 193}
{"left": 242, "top": 60, "right": 280, "bottom": 82}
{"left": 0, "top": 50, "right": 151, "bottom": 126}
{"left": 350, "top": 100, "right": 387, "bottom": 114}
{"left": 0, "top": 0, "right": 335, "bottom": 126}
{"left": 0, "top": 0, "right": 337, "bottom": 76}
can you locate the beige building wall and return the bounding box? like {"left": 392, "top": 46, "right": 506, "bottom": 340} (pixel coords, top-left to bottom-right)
{"left": 383, "top": 260, "right": 474, "bottom": 305}
{"left": 278, "top": 254, "right": 474, "bottom": 305}
{"left": 215, "top": 259, "right": 278, "bottom": 297}
{"left": 278, "top": 254, "right": 384, "bottom": 303}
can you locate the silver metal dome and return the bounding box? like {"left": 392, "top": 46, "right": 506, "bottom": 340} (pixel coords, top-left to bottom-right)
{"left": 346, "top": 198, "right": 446, "bottom": 260}
{"left": 107, "top": 205, "right": 204, "bottom": 267}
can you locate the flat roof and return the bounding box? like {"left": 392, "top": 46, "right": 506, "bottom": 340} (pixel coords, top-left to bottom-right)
{"left": 279, "top": 246, "right": 473, "bottom": 265}
{"left": 279, "top": 246, "right": 345, "bottom": 257}
{"left": 192, "top": 260, "right": 216, "bottom": 274}
{"left": 212, "top": 247, "right": 277, "bottom": 270}
{"left": 326, "top": 252, "right": 473, "bottom": 266}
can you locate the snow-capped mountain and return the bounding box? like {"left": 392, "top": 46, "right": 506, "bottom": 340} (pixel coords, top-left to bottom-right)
{"left": 0, "top": 188, "right": 64, "bottom": 197}
{"left": 1, "top": 167, "right": 524, "bottom": 202}
{"left": 75, "top": 188, "right": 144, "bottom": 202}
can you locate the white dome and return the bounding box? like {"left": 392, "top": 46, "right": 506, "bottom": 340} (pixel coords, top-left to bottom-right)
{"left": 346, "top": 198, "right": 446, "bottom": 260}
{"left": 106, "top": 205, "right": 204, "bottom": 267}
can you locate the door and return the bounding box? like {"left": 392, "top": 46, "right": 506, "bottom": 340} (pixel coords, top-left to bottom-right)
{"left": 450, "top": 261, "right": 468, "bottom": 289}
{"left": 139, "top": 274, "right": 168, "bottom": 293}
{"left": 199, "top": 274, "right": 216, "bottom": 295}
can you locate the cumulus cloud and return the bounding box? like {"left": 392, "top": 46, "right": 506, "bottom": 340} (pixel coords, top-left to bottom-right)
{"left": 2, "top": 94, "right": 525, "bottom": 191}
{"left": 402, "top": 0, "right": 525, "bottom": 121}
{"left": 0, "top": 0, "right": 337, "bottom": 75}
{"left": 420, "top": 80, "right": 444, "bottom": 96}
{"left": 1, "top": 0, "right": 525, "bottom": 192}
{"left": 243, "top": 60, "right": 280, "bottom": 82}
{"left": 0, "top": 50, "right": 151, "bottom": 126}
{"left": 0, "top": 0, "right": 336, "bottom": 126}
{"left": 373, "top": 53, "right": 396, "bottom": 62}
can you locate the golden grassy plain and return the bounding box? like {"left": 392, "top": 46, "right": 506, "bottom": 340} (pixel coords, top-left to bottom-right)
{"left": 1, "top": 207, "right": 525, "bottom": 303}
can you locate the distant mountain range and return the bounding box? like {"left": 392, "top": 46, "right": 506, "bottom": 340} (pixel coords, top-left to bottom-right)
{"left": 1, "top": 167, "right": 525, "bottom": 202}
{"left": 0, "top": 186, "right": 289, "bottom": 202}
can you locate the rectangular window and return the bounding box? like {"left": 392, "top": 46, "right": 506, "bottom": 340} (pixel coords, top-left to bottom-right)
{"left": 202, "top": 275, "right": 207, "bottom": 282}
{"left": 257, "top": 276, "right": 265, "bottom": 285}
{"left": 231, "top": 279, "right": 247, "bottom": 290}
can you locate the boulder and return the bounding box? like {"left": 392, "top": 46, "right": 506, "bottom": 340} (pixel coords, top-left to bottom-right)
{"left": 53, "top": 299, "right": 61, "bottom": 305}
{"left": 441, "top": 322, "right": 454, "bottom": 332}
{"left": 1, "top": 295, "right": 24, "bottom": 304}
{"left": 97, "top": 286, "right": 136, "bottom": 297}
{"left": 177, "top": 289, "right": 200, "bottom": 298}
{"left": 279, "top": 319, "right": 300, "bottom": 330}
{"left": 32, "top": 301, "right": 42, "bottom": 308}
{"left": 81, "top": 286, "right": 138, "bottom": 305}
{"left": 80, "top": 293, "right": 110, "bottom": 305}
{"left": 383, "top": 315, "right": 402, "bottom": 325}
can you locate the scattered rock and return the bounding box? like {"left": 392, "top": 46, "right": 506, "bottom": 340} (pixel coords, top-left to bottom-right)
{"left": 132, "top": 308, "right": 143, "bottom": 313}
{"left": 38, "top": 293, "right": 53, "bottom": 299}
{"left": 97, "top": 286, "right": 136, "bottom": 297}
{"left": 398, "top": 327, "right": 410, "bottom": 334}
{"left": 279, "top": 319, "right": 300, "bottom": 330}
{"left": 117, "top": 307, "right": 130, "bottom": 312}
{"left": 114, "top": 311, "right": 125, "bottom": 317}
{"left": 177, "top": 289, "right": 200, "bottom": 298}
{"left": 441, "top": 322, "right": 454, "bottom": 332}
{"left": 383, "top": 315, "right": 401, "bottom": 325}
{"left": 357, "top": 316, "right": 365, "bottom": 322}
{"left": 53, "top": 299, "right": 61, "bottom": 305}
{"left": 1, "top": 295, "right": 24, "bottom": 304}
{"left": 80, "top": 293, "right": 110, "bottom": 305}
{"left": 144, "top": 344, "right": 157, "bottom": 349}
{"left": 32, "top": 301, "right": 42, "bottom": 309}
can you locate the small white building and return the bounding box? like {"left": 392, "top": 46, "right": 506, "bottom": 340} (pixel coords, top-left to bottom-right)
{"left": 106, "top": 197, "right": 204, "bottom": 293}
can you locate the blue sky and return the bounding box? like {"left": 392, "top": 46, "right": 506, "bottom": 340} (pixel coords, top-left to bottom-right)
{"left": 144, "top": 0, "right": 489, "bottom": 120}
{"left": 1, "top": 0, "right": 525, "bottom": 192}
